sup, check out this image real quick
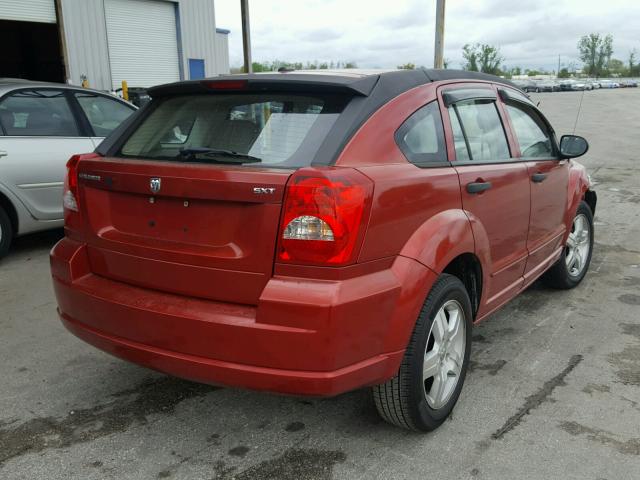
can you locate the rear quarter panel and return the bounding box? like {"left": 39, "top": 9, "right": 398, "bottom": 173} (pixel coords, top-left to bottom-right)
{"left": 334, "top": 83, "right": 479, "bottom": 350}
{"left": 335, "top": 82, "right": 473, "bottom": 269}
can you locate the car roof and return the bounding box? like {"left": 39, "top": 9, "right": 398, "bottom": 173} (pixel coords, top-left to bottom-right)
{"left": 0, "top": 78, "right": 115, "bottom": 97}
{"left": 149, "top": 68, "right": 519, "bottom": 98}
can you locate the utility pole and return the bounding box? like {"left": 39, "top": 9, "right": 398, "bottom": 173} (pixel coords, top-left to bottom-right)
{"left": 558, "top": 54, "right": 561, "bottom": 75}
{"left": 240, "top": 0, "right": 252, "bottom": 73}
{"left": 434, "top": 0, "right": 446, "bottom": 69}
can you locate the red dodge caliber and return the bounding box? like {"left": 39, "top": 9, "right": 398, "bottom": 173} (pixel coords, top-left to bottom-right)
{"left": 51, "top": 69, "right": 596, "bottom": 431}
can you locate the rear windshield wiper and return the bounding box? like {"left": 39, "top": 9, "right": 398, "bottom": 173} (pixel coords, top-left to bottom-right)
{"left": 177, "top": 147, "right": 261, "bottom": 164}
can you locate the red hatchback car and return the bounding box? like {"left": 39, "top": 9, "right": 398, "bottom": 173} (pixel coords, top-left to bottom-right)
{"left": 51, "top": 69, "right": 596, "bottom": 431}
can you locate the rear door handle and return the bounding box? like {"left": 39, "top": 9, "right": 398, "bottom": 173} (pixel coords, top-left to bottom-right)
{"left": 531, "top": 173, "right": 547, "bottom": 183}
{"left": 466, "top": 181, "right": 492, "bottom": 194}
{"left": 0, "top": 150, "right": 7, "bottom": 158}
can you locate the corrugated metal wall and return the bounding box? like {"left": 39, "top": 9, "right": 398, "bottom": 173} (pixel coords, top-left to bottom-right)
{"left": 60, "top": 0, "right": 112, "bottom": 90}
{"left": 0, "top": 0, "right": 57, "bottom": 23}
{"left": 179, "top": 0, "right": 219, "bottom": 78}
{"left": 105, "top": 0, "right": 181, "bottom": 89}
{"left": 215, "top": 31, "right": 230, "bottom": 74}
{"left": 60, "top": 0, "right": 230, "bottom": 91}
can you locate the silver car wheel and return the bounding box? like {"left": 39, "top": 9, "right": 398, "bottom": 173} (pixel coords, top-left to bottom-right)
{"left": 565, "top": 213, "right": 591, "bottom": 277}
{"left": 423, "top": 300, "right": 466, "bottom": 409}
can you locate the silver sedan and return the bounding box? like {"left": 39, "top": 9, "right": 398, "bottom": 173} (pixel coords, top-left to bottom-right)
{"left": 0, "top": 79, "right": 136, "bottom": 257}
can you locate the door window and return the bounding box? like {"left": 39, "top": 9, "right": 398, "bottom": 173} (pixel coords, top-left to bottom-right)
{"left": 505, "top": 103, "right": 555, "bottom": 159}
{"left": 447, "top": 100, "right": 511, "bottom": 162}
{"left": 395, "top": 101, "right": 447, "bottom": 166}
{"left": 74, "top": 92, "right": 134, "bottom": 137}
{"left": 0, "top": 90, "right": 78, "bottom": 136}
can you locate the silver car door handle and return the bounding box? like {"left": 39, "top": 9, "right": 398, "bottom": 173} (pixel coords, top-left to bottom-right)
{"left": 0, "top": 150, "right": 7, "bottom": 157}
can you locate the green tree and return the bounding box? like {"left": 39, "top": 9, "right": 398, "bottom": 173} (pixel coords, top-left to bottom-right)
{"left": 463, "top": 43, "right": 503, "bottom": 74}
{"left": 397, "top": 62, "right": 416, "bottom": 70}
{"left": 607, "top": 58, "right": 625, "bottom": 76}
{"left": 577, "top": 33, "right": 613, "bottom": 77}
{"left": 462, "top": 44, "right": 479, "bottom": 71}
{"left": 558, "top": 67, "right": 570, "bottom": 78}
{"left": 629, "top": 49, "right": 638, "bottom": 76}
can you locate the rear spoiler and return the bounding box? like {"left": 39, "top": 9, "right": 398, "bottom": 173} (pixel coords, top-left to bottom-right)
{"left": 148, "top": 74, "right": 380, "bottom": 98}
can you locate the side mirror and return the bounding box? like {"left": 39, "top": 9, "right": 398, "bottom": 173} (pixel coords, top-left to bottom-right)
{"left": 559, "top": 135, "right": 589, "bottom": 159}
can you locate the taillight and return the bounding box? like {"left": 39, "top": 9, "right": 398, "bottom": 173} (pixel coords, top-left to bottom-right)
{"left": 63, "top": 152, "right": 101, "bottom": 219}
{"left": 278, "top": 168, "right": 373, "bottom": 266}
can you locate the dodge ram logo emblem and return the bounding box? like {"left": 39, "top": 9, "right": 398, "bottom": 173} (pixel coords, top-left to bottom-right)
{"left": 150, "top": 177, "right": 161, "bottom": 193}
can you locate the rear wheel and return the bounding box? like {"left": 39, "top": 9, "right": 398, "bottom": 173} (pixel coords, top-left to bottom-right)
{"left": 542, "top": 201, "right": 593, "bottom": 289}
{"left": 0, "top": 206, "right": 13, "bottom": 259}
{"left": 373, "top": 274, "right": 472, "bottom": 431}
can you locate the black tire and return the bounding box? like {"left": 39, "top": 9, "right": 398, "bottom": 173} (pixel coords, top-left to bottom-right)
{"left": 372, "top": 274, "right": 473, "bottom": 431}
{"left": 0, "top": 206, "right": 13, "bottom": 259}
{"left": 542, "top": 201, "right": 594, "bottom": 289}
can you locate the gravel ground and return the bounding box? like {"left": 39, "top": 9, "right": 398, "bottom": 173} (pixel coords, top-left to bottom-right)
{"left": 1, "top": 87, "right": 639, "bottom": 480}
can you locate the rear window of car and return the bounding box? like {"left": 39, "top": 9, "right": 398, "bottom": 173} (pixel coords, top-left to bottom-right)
{"left": 118, "top": 93, "right": 349, "bottom": 168}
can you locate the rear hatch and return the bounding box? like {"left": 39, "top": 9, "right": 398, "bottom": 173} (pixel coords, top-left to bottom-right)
{"left": 76, "top": 84, "right": 356, "bottom": 305}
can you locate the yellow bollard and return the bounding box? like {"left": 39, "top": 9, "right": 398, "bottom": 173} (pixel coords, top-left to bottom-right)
{"left": 122, "top": 80, "right": 129, "bottom": 101}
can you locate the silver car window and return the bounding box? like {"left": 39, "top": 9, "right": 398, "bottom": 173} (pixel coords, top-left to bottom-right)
{"left": 0, "top": 89, "right": 79, "bottom": 137}
{"left": 74, "top": 93, "right": 134, "bottom": 137}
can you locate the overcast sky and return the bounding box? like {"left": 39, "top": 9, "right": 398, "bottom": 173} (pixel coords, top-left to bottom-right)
{"left": 215, "top": 0, "right": 640, "bottom": 71}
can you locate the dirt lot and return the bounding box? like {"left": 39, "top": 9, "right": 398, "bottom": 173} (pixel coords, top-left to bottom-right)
{"left": 1, "top": 88, "right": 639, "bottom": 480}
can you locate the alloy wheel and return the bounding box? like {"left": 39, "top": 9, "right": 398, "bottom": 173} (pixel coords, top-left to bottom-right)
{"left": 422, "top": 300, "right": 466, "bottom": 409}
{"left": 565, "top": 213, "right": 591, "bottom": 277}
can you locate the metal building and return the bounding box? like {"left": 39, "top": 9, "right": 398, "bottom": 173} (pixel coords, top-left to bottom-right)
{"left": 0, "top": 0, "right": 230, "bottom": 91}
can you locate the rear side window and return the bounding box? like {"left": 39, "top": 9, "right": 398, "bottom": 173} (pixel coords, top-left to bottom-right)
{"left": 395, "top": 101, "right": 446, "bottom": 166}
{"left": 74, "top": 92, "right": 134, "bottom": 137}
{"left": 119, "top": 93, "right": 348, "bottom": 168}
{"left": 0, "top": 89, "right": 78, "bottom": 137}
{"left": 447, "top": 100, "right": 511, "bottom": 162}
{"left": 504, "top": 103, "right": 555, "bottom": 159}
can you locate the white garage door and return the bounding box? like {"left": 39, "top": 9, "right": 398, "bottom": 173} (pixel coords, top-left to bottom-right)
{"left": 105, "top": 0, "right": 181, "bottom": 90}
{"left": 0, "top": 0, "right": 56, "bottom": 23}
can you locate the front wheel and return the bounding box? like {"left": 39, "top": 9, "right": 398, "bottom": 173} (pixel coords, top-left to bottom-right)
{"left": 372, "top": 274, "right": 472, "bottom": 431}
{"left": 542, "top": 201, "right": 594, "bottom": 289}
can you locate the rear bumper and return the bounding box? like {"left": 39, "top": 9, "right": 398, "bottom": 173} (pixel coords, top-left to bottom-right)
{"left": 60, "top": 311, "right": 401, "bottom": 396}
{"left": 51, "top": 238, "right": 432, "bottom": 396}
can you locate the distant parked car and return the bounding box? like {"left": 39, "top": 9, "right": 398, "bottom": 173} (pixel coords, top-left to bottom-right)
{"left": 513, "top": 79, "right": 538, "bottom": 93}
{"left": 538, "top": 80, "right": 560, "bottom": 92}
{"left": 598, "top": 80, "right": 619, "bottom": 89}
{"left": 624, "top": 80, "right": 638, "bottom": 87}
{"left": 0, "top": 79, "right": 137, "bottom": 257}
